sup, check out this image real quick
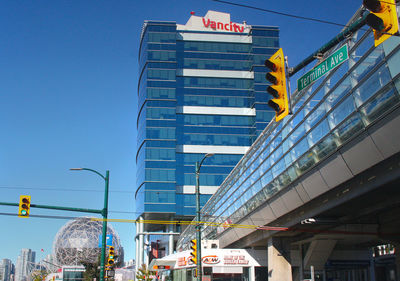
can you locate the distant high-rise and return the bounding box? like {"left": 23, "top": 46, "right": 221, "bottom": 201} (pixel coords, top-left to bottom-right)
{"left": 0, "top": 259, "right": 13, "bottom": 281}
{"left": 15, "top": 249, "right": 35, "bottom": 281}
{"left": 136, "top": 10, "right": 280, "bottom": 264}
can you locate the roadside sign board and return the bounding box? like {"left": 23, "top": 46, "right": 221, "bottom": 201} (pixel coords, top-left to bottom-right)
{"left": 98, "top": 234, "right": 113, "bottom": 247}
{"left": 297, "top": 44, "right": 349, "bottom": 91}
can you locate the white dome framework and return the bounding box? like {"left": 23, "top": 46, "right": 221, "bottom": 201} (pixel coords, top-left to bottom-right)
{"left": 53, "top": 217, "right": 123, "bottom": 266}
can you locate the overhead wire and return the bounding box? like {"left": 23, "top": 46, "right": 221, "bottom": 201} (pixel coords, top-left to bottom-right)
{"left": 2, "top": 213, "right": 398, "bottom": 236}
{"left": 0, "top": 185, "right": 133, "bottom": 193}
{"left": 211, "top": 0, "right": 350, "bottom": 27}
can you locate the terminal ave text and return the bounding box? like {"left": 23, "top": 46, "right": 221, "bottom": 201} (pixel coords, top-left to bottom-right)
{"left": 297, "top": 44, "right": 349, "bottom": 91}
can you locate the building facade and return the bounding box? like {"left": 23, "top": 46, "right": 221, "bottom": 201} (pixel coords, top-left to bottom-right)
{"left": 15, "top": 249, "right": 35, "bottom": 281}
{"left": 0, "top": 259, "right": 13, "bottom": 281}
{"left": 136, "top": 10, "right": 280, "bottom": 265}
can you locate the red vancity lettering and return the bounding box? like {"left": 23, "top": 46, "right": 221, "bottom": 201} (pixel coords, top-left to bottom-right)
{"left": 202, "top": 18, "right": 244, "bottom": 33}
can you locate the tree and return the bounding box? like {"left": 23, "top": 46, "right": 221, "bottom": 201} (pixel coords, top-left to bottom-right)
{"left": 80, "top": 254, "right": 123, "bottom": 281}
{"left": 136, "top": 264, "right": 156, "bottom": 281}
{"left": 31, "top": 269, "right": 48, "bottom": 281}
{"left": 80, "top": 255, "right": 101, "bottom": 281}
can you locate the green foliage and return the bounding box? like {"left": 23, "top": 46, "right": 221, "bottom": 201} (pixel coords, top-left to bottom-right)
{"left": 31, "top": 269, "right": 48, "bottom": 281}
{"left": 80, "top": 253, "right": 123, "bottom": 281}
{"left": 80, "top": 255, "right": 101, "bottom": 281}
{"left": 136, "top": 264, "right": 156, "bottom": 281}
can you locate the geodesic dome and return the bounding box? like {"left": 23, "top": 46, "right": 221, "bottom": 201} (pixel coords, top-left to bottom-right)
{"left": 52, "top": 217, "right": 123, "bottom": 266}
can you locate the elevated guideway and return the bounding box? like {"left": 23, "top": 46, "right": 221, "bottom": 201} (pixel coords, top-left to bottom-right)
{"left": 178, "top": 15, "right": 400, "bottom": 281}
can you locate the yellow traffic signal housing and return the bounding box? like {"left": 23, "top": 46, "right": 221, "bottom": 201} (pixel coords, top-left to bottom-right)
{"left": 363, "top": 0, "right": 399, "bottom": 47}
{"left": 190, "top": 239, "right": 197, "bottom": 265}
{"left": 265, "top": 48, "right": 289, "bottom": 122}
{"left": 18, "top": 195, "right": 31, "bottom": 218}
{"left": 107, "top": 246, "right": 115, "bottom": 266}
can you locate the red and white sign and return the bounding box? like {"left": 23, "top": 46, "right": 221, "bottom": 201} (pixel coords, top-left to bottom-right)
{"left": 202, "top": 18, "right": 244, "bottom": 33}
{"left": 202, "top": 255, "right": 220, "bottom": 265}
{"left": 177, "top": 257, "right": 187, "bottom": 267}
{"left": 224, "top": 255, "right": 249, "bottom": 265}
{"left": 177, "top": 10, "right": 250, "bottom": 34}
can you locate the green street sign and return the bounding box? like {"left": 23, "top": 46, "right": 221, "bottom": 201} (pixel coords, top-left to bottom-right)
{"left": 297, "top": 44, "right": 349, "bottom": 91}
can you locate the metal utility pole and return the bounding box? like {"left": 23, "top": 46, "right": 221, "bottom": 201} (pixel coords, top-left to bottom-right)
{"left": 70, "top": 168, "right": 109, "bottom": 281}
{"left": 195, "top": 153, "right": 214, "bottom": 281}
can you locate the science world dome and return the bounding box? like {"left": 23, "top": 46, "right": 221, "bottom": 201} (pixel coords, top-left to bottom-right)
{"left": 52, "top": 217, "right": 123, "bottom": 266}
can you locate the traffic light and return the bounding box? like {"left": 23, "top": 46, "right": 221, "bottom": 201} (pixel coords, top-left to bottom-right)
{"left": 18, "top": 195, "right": 31, "bottom": 218}
{"left": 265, "top": 48, "right": 289, "bottom": 122}
{"left": 363, "top": 0, "right": 399, "bottom": 47}
{"left": 190, "top": 239, "right": 197, "bottom": 265}
{"left": 107, "top": 246, "right": 115, "bottom": 266}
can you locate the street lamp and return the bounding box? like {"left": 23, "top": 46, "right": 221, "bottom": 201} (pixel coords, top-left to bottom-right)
{"left": 195, "top": 153, "right": 214, "bottom": 281}
{"left": 70, "top": 168, "right": 110, "bottom": 281}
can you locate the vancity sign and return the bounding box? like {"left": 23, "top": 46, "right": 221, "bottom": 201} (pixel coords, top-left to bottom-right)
{"left": 202, "top": 18, "right": 245, "bottom": 33}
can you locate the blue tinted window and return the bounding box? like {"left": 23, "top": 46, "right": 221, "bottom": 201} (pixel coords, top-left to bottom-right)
{"left": 183, "top": 77, "right": 252, "bottom": 89}
{"left": 353, "top": 63, "right": 391, "bottom": 107}
{"left": 148, "top": 51, "right": 176, "bottom": 61}
{"left": 148, "top": 69, "right": 176, "bottom": 80}
{"left": 308, "top": 119, "right": 330, "bottom": 146}
{"left": 148, "top": 32, "right": 176, "bottom": 43}
{"left": 183, "top": 115, "right": 253, "bottom": 126}
{"left": 147, "top": 88, "right": 176, "bottom": 99}
{"left": 147, "top": 127, "right": 176, "bottom": 139}
{"left": 183, "top": 95, "right": 252, "bottom": 107}
{"left": 252, "top": 37, "right": 279, "bottom": 47}
{"left": 328, "top": 95, "right": 356, "bottom": 129}
{"left": 183, "top": 58, "right": 251, "bottom": 70}
{"left": 145, "top": 168, "right": 175, "bottom": 181}
{"left": 146, "top": 148, "right": 176, "bottom": 160}
{"left": 181, "top": 41, "right": 251, "bottom": 53}
{"left": 145, "top": 190, "right": 175, "bottom": 203}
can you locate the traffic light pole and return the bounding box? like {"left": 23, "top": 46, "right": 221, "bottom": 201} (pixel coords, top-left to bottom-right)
{"left": 195, "top": 161, "right": 202, "bottom": 281}
{"left": 70, "top": 168, "right": 109, "bottom": 281}
{"left": 0, "top": 168, "right": 110, "bottom": 281}
{"left": 100, "top": 170, "right": 110, "bottom": 281}
{"left": 195, "top": 153, "right": 214, "bottom": 281}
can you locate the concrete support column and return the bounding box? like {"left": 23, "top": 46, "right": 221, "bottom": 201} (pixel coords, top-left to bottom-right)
{"left": 144, "top": 234, "right": 149, "bottom": 266}
{"left": 249, "top": 265, "right": 255, "bottom": 281}
{"left": 268, "top": 237, "right": 293, "bottom": 281}
{"left": 369, "top": 248, "right": 376, "bottom": 281}
{"left": 135, "top": 235, "right": 139, "bottom": 270}
{"left": 299, "top": 244, "right": 304, "bottom": 281}
{"left": 395, "top": 243, "right": 400, "bottom": 281}
{"left": 138, "top": 216, "right": 144, "bottom": 267}
{"left": 168, "top": 224, "right": 174, "bottom": 255}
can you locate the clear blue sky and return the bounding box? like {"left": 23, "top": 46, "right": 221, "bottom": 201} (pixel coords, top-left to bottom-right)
{"left": 0, "top": 0, "right": 361, "bottom": 264}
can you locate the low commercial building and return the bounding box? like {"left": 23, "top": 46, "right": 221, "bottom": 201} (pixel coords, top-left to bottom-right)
{"left": 150, "top": 248, "right": 267, "bottom": 281}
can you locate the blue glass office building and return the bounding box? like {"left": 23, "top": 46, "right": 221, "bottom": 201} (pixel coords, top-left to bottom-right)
{"left": 136, "top": 11, "right": 279, "bottom": 263}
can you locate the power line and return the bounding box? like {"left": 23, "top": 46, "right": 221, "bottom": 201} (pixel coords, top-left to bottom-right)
{"left": 0, "top": 212, "right": 137, "bottom": 219}
{"left": 211, "top": 0, "right": 349, "bottom": 27}
{"left": 3, "top": 213, "right": 398, "bottom": 236}
{"left": 0, "top": 186, "right": 134, "bottom": 193}
{"left": 0, "top": 212, "right": 79, "bottom": 220}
